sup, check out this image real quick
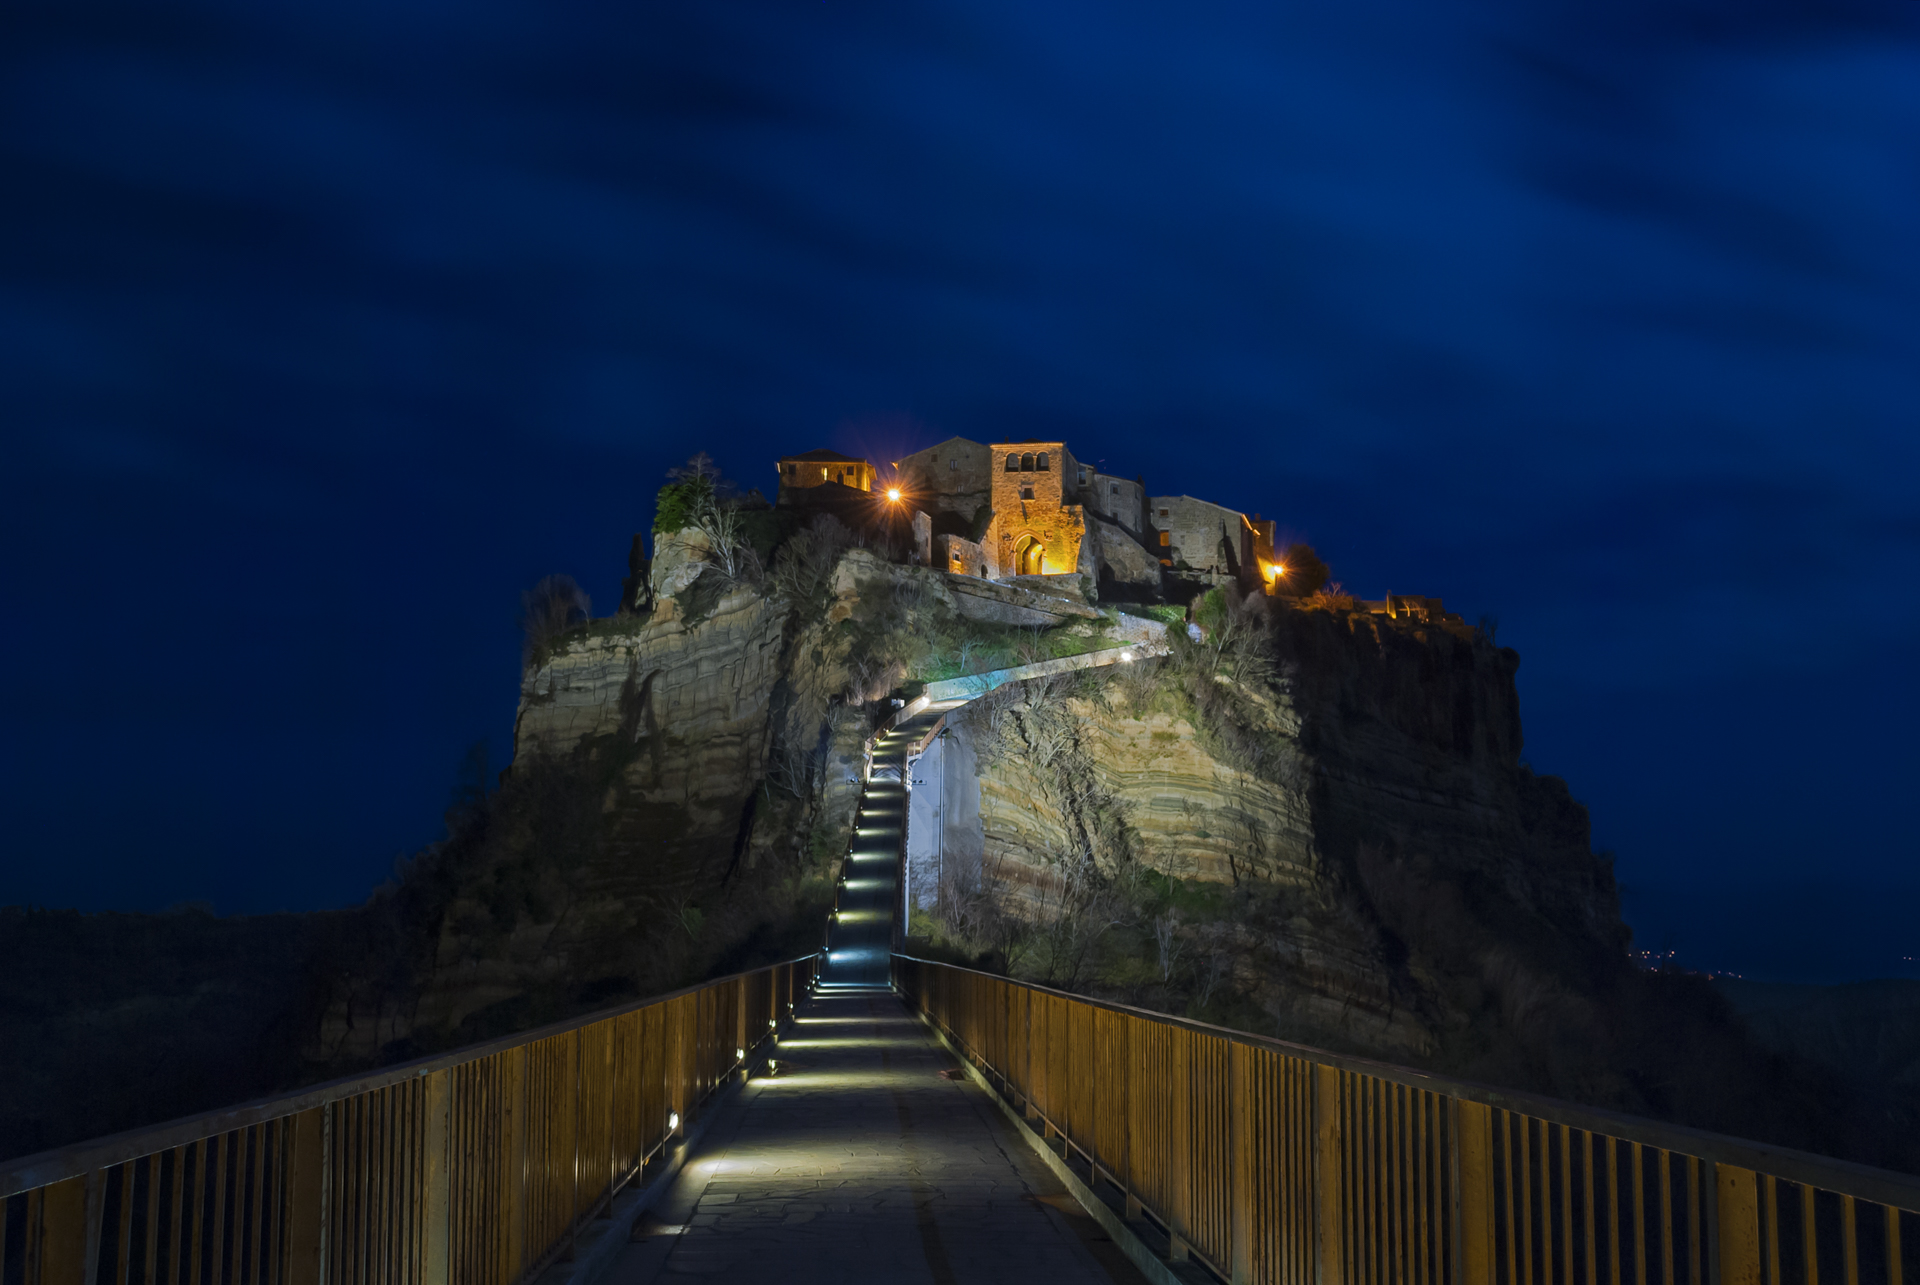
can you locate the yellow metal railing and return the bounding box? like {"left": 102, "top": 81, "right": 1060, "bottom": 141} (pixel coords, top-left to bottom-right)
{"left": 0, "top": 955, "right": 818, "bottom": 1285}
{"left": 895, "top": 955, "right": 1920, "bottom": 1285}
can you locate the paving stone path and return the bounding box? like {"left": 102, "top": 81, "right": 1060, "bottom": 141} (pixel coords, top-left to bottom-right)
{"left": 604, "top": 988, "right": 1144, "bottom": 1285}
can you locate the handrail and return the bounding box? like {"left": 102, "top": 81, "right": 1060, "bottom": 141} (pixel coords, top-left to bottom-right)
{"left": 860, "top": 694, "right": 934, "bottom": 779}
{"left": 895, "top": 953, "right": 1920, "bottom": 1285}
{"left": 919, "top": 640, "right": 1167, "bottom": 703}
{"left": 1, "top": 953, "right": 820, "bottom": 1283}
{"left": 905, "top": 713, "right": 948, "bottom": 760}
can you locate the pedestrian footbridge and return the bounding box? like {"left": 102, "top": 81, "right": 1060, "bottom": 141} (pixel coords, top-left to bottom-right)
{"left": 5, "top": 688, "right": 1917, "bottom": 1284}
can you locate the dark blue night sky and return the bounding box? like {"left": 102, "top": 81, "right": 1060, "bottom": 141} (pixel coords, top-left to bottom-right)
{"left": 2, "top": 0, "right": 1916, "bottom": 981}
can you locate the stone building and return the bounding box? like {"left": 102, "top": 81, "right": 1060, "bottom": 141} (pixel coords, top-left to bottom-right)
{"left": 894, "top": 437, "right": 994, "bottom": 518}
{"left": 935, "top": 534, "right": 992, "bottom": 578}
{"left": 775, "top": 449, "right": 874, "bottom": 492}
{"left": 876, "top": 434, "right": 1279, "bottom": 596}
{"left": 1148, "top": 495, "right": 1275, "bottom": 587}
{"left": 985, "top": 441, "right": 1095, "bottom": 578}
{"left": 1076, "top": 465, "right": 1147, "bottom": 536}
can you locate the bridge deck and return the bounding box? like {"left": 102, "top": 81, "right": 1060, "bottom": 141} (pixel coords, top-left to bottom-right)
{"left": 602, "top": 988, "right": 1143, "bottom": 1284}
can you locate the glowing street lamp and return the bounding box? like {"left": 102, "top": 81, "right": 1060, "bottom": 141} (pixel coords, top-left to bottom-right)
{"left": 886, "top": 487, "right": 902, "bottom": 502}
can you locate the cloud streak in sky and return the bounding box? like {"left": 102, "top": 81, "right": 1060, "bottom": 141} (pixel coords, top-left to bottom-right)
{"left": 2, "top": 0, "right": 1916, "bottom": 976}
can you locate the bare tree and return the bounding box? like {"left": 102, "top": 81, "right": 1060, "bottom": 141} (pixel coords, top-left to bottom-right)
{"left": 766, "top": 736, "right": 824, "bottom": 800}
{"left": 693, "top": 502, "right": 760, "bottom": 583}
{"left": 1196, "top": 923, "right": 1235, "bottom": 1006}
{"left": 668, "top": 451, "right": 723, "bottom": 484}
{"left": 520, "top": 575, "right": 591, "bottom": 663}
{"left": 772, "top": 514, "right": 854, "bottom": 603}
{"left": 1154, "top": 909, "right": 1182, "bottom": 981}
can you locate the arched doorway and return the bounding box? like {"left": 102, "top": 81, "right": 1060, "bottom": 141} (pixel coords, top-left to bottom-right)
{"left": 1012, "top": 535, "right": 1045, "bottom": 576}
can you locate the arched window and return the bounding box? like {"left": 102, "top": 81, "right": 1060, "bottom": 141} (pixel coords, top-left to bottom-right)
{"left": 1036, "top": 452, "right": 1049, "bottom": 471}
{"left": 1021, "top": 453, "right": 1035, "bottom": 471}
{"left": 1005, "top": 454, "right": 1019, "bottom": 472}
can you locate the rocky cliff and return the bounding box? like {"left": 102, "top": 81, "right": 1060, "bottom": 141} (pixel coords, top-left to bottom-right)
{"left": 934, "top": 597, "right": 1613, "bottom": 1063}
{"left": 308, "top": 534, "right": 881, "bottom": 1066}
{"left": 9, "top": 524, "right": 1909, "bottom": 1174}
{"left": 917, "top": 588, "right": 1905, "bottom": 1165}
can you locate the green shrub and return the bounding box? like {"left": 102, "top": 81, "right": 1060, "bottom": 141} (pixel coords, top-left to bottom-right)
{"left": 1192, "top": 588, "right": 1228, "bottom": 637}
{"left": 653, "top": 477, "right": 714, "bottom": 535}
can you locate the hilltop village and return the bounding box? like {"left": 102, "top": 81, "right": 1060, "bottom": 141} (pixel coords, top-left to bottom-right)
{"left": 774, "top": 437, "right": 1457, "bottom": 622}
{"left": 8, "top": 435, "right": 1905, "bottom": 1182}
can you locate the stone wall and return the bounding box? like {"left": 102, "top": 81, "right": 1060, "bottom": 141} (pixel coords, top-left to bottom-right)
{"left": 1084, "top": 471, "right": 1147, "bottom": 536}
{"left": 933, "top": 533, "right": 992, "bottom": 578}
{"left": 904, "top": 731, "right": 985, "bottom": 915}
{"left": 1093, "top": 516, "right": 1161, "bottom": 590}
{"left": 1149, "top": 494, "right": 1251, "bottom": 580}
{"left": 942, "top": 572, "right": 1101, "bottom": 627}
{"left": 896, "top": 436, "right": 994, "bottom": 517}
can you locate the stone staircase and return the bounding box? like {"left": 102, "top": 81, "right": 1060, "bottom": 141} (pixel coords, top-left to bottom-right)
{"left": 820, "top": 709, "right": 946, "bottom": 987}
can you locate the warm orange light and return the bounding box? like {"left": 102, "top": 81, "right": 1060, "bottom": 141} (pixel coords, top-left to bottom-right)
{"left": 886, "top": 488, "right": 902, "bottom": 502}
{"left": 1273, "top": 562, "right": 1286, "bottom": 577}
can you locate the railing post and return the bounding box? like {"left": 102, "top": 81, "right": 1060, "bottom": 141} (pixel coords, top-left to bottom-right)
{"left": 736, "top": 976, "right": 749, "bottom": 1071}
{"left": 81, "top": 1167, "right": 107, "bottom": 1285}
{"left": 1230, "top": 1042, "right": 1252, "bottom": 1285}
{"left": 1314, "top": 1065, "right": 1344, "bottom": 1285}
{"left": 1715, "top": 1164, "right": 1761, "bottom": 1285}
{"left": 1169, "top": 1030, "right": 1191, "bottom": 1263}
{"left": 285, "top": 1106, "right": 327, "bottom": 1285}
{"left": 1455, "top": 1100, "right": 1495, "bottom": 1285}
{"left": 423, "top": 1069, "right": 452, "bottom": 1285}
{"left": 509, "top": 1046, "right": 528, "bottom": 1280}
{"left": 35, "top": 1174, "right": 90, "bottom": 1284}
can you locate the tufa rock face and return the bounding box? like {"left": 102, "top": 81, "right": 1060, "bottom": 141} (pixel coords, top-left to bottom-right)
{"left": 314, "top": 548, "right": 890, "bottom": 1069}
{"left": 515, "top": 579, "right": 786, "bottom": 824}
{"left": 1093, "top": 516, "right": 1164, "bottom": 589}
{"left": 648, "top": 528, "right": 713, "bottom": 603}
{"left": 940, "top": 603, "right": 1618, "bottom": 1063}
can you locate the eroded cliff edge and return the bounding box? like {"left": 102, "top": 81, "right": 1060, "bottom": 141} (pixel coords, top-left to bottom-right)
{"left": 932, "top": 602, "right": 1622, "bottom": 1070}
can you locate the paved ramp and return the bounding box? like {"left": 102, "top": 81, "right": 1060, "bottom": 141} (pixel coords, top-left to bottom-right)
{"left": 603, "top": 988, "right": 1142, "bottom": 1284}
